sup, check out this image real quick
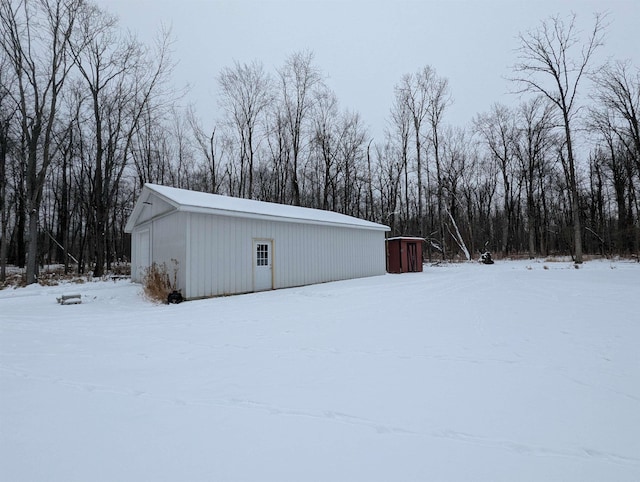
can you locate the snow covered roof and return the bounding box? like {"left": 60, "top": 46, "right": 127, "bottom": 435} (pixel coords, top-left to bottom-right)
{"left": 125, "top": 184, "right": 390, "bottom": 232}
{"left": 386, "top": 237, "right": 426, "bottom": 242}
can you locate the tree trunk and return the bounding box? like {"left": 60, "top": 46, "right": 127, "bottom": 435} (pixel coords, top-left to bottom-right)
{"left": 0, "top": 124, "right": 6, "bottom": 282}
{"left": 501, "top": 174, "right": 510, "bottom": 257}
{"left": 26, "top": 206, "right": 39, "bottom": 284}
{"left": 528, "top": 207, "right": 536, "bottom": 259}
{"left": 415, "top": 129, "right": 423, "bottom": 236}
{"left": 25, "top": 136, "right": 42, "bottom": 284}
{"left": 564, "top": 122, "right": 583, "bottom": 263}
{"left": 92, "top": 154, "right": 106, "bottom": 277}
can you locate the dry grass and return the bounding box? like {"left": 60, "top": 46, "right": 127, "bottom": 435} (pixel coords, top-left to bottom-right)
{"left": 0, "top": 263, "right": 131, "bottom": 290}
{"left": 0, "top": 272, "right": 25, "bottom": 289}
{"left": 142, "top": 260, "right": 179, "bottom": 303}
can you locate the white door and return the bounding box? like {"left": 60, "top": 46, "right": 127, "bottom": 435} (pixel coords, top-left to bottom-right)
{"left": 253, "top": 240, "right": 273, "bottom": 291}
{"left": 136, "top": 229, "right": 150, "bottom": 281}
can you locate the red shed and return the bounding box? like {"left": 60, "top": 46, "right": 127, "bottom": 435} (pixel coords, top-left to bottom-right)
{"left": 386, "top": 237, "right": 424, "bottom": 273}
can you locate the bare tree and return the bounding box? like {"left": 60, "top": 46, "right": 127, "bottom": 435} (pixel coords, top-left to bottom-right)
{"left": 397, "top": 68, "right": 430, "bottom": 235}
{"left": 188, "top": 108, "right": 224, "bottom": 194}
{"left": 425, "top": 71, "right": 452, "bottom": 259}
{"left": 392, "top": 66, "right": 451, "bottom": 243}
{"left": 0, "top": 55, "right": 16, "bottom": 280}
{"left": 51, "top": 90, "right": 83, "bottom": 274}
{"left": 131, "top": 103, "right": 171, "bottom": 188}
{"left": 373, "top": 138, "right": 402, "bottom": 234}
{"left": 337, "top": 109, "right": 367, "bottom": 216}
{"left": 389, "top": 87, "right": 412, "bottom": 231}
{"left": 457, "top": 141, "right": 488, "bottom": 256}
{"left": 277, "top": 50, "right": 322, "bottom": 206}
{"left": 70, "top": 3, "right": 173, "bottom": 277}
{"left": 218, "top": 60, "right": 273, "bottom": 198}
{"left": 310, "top": 87, "right": 341, "bottom": 210}
{"left": 588, "top": 107, "right": 638, "bottom": 254}
{"left": 591, "top": 60, "right": 640, "bottom": 175}
{"left": 441, "top": 126, "right": 472, "bottom": 260}
{"left": 513, "top": 97, "right": 557, "bottom": 258}
{"left": 588, "top": 61, "right": 639, "bottom": 255}
{"left": 0, "top": 0, "right": 82, "bottom": 283}
{"left": 511, "top": 12, "right": 606, "bottom": 263}
{"left": 262, "top": 102, "right": 292, "bottom": 204}
{"left": 475, "top": 104, "right": 518, "bottom": 256}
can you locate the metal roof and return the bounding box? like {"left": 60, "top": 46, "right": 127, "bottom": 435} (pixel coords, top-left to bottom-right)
{"left": 125, "top": 184, "right": 390, "bottom": 232}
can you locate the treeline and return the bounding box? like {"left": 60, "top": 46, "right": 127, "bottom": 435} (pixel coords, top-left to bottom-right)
{"left": 1, "top": 1, "right": 638, "bottom": 284}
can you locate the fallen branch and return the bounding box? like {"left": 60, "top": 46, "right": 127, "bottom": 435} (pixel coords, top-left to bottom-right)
{"left": 445, "top": 206, "right": 471, "bottom": 261}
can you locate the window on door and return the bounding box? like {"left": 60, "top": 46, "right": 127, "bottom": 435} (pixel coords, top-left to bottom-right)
{"left": 256, "top": 243, "right": 269, "bottom": 266}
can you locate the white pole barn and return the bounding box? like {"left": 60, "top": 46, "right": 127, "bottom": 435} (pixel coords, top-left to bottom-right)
{"left": 125, "top": 184, "right": 390, "bottom": 299}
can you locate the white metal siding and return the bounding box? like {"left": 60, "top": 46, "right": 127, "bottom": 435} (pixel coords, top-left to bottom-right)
{"left": 149, "top": 212, "right": 187, "bottom": 292}
{"left": 184, "top": 212, "right": 385, "bottom": 299}
{"left": 130, "top": 227, "right": 151, "bottom": 282}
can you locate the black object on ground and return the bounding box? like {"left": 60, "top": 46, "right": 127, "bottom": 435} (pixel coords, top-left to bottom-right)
{"left": 480, "top": 251, "right": 494, "bottom": 265}
{"left": 168, "top": 290, "right": 183, "bottom": 304}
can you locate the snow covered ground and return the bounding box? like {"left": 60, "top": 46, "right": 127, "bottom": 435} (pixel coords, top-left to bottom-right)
{"left": 1, "top": 259, "right": 639, "bottom": 481}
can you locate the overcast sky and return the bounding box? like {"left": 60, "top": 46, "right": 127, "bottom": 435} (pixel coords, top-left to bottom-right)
{"left": 94, "top": 0, "right": 639, "bottom": 141}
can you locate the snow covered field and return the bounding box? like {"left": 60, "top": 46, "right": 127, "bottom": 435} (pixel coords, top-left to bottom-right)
{"left": 1, "top": 259, "right": 639, "bottom": 481}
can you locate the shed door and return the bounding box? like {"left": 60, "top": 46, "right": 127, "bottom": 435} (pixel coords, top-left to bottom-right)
{"left": 407, "top": 242, "right": 418, "bottom": 272}
{"left": 253, "top": 240, "right": 273, "bottom": 291}
{"left": 136, "top": 229, "right": 150, "bottom": 280}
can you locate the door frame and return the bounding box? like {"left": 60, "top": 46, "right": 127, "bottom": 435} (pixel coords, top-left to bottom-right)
{"left": 252, "top": 238, "right": 274, "bottom": 291}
